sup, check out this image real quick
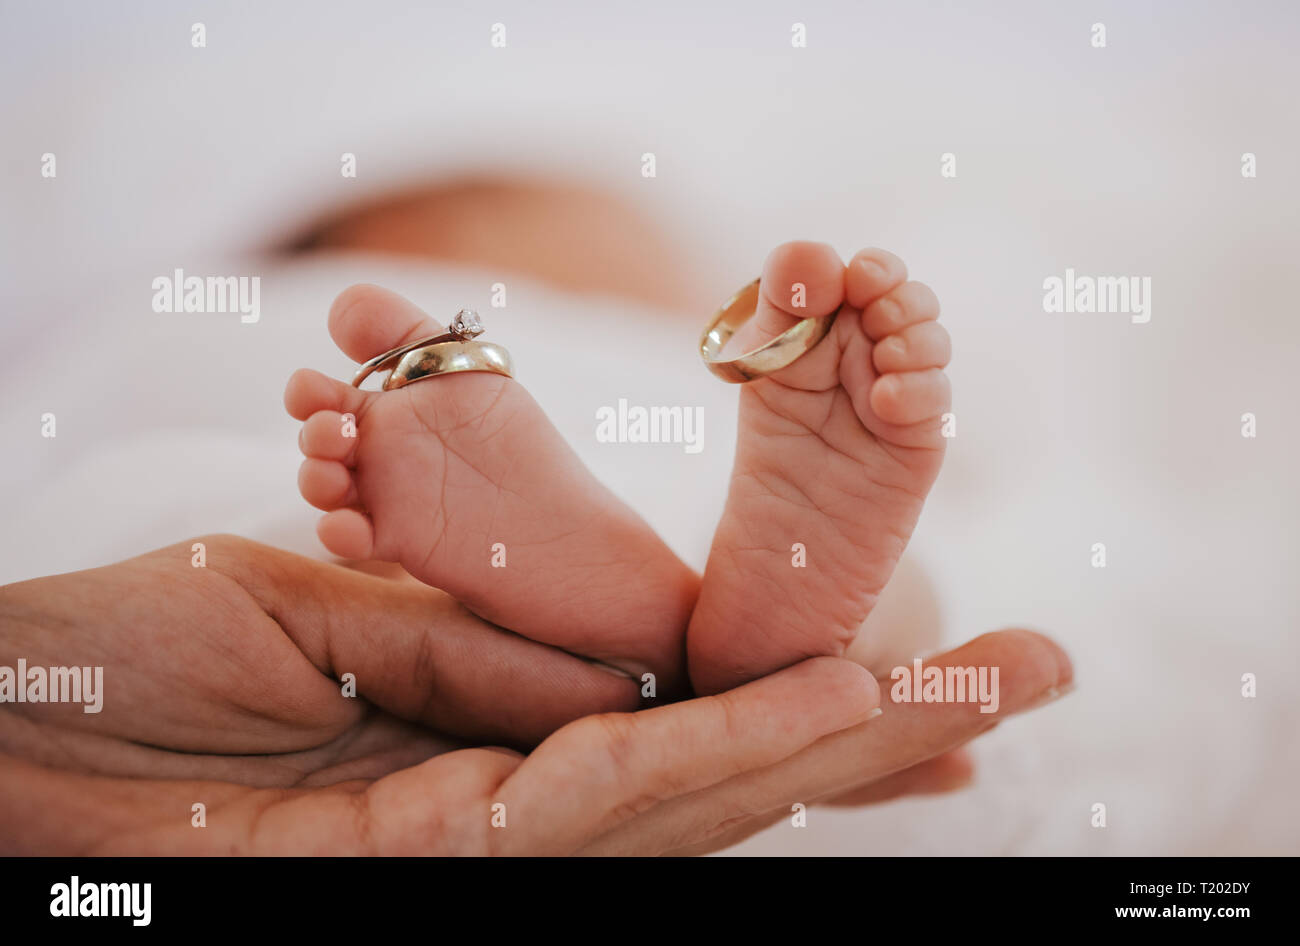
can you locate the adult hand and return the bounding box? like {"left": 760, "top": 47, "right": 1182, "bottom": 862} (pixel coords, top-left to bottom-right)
{"left": 0, "top": 536, "right": 1069, "bottom": 854}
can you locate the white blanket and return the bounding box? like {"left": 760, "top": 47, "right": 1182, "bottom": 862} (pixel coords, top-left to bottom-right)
{"left": 2, "top": 0, "right": 1297, "bottom": 855}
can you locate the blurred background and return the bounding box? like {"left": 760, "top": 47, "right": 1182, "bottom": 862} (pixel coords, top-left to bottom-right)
{"left": 1, "top": 0, "right": 1297, "bottom": 854}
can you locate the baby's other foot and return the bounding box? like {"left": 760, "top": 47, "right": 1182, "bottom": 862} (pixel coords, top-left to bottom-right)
{"left": 285, "top": 285, "right": 697, "bottom": 690}
{"left": 688, "top": 242, "right": 950, "bottom": 695}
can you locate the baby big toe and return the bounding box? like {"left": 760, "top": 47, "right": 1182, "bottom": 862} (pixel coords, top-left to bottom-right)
{"left": 728, "top": 241, "right": 844, "bottom": 353}
{"left": 328, "top": 284, "right": 443, "bottom": 363}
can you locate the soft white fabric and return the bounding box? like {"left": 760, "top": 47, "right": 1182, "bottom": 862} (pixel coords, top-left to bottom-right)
{"left": 2, "top": 0, "right": 1297, "bottom": 855}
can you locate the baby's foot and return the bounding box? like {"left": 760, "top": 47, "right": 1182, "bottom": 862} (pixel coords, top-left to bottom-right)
{"left": 688, "top": 243, "right": 950, "bottom": 695}
{"left": 285, "top": 285, "right": 697, "bottom": 690}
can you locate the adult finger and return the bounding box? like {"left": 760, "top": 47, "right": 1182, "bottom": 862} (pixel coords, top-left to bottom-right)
{"left": 663, "top": 749, "right": 975, "bottom": 856}
{"left": 491, "top": 657, "right": 882, "bottom": 855}
{"left": 581, "top": 628, "right": 1071, "bottom": 855}
{"left": 819, "top": 747, "right": 975, "bottom": 806}
{"left": 193, "top": 536, "right": 642, "bottom": 747}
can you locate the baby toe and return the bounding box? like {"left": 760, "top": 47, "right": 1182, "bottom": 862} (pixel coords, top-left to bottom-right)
{"left": 329, "top": 284, "right": 443, "bottom": 363}
{"left": 860, "top": 280, "right": 939, "bottom": 341}
{"left": 845, "top": 249, "right": 908, "bottom": 309}
{"left": 871, "top": 320, "right": 952, "bottom": 374}
{"left": 285, "top": 368, "right": 368, "bottom": 421}
{"left": 298, "top": 458, "right": 358, "bottom": 510}
{"left": 299, "top": 409, "right": 360, "bottom": 464}
{"left": 729, "top": 241, "right": 844, "bottom": 353}
{"left": 760, "top": 241, "right": 845, "bottom": 317}
{"left": 316, "top": 508, "right": 376, "bottom": 561}
{"left": 869, "top": 368, "right": 951, "bottom": 427}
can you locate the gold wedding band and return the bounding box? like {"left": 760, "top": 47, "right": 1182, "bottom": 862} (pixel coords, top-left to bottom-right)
{"left": 699, "top": 279, "right": 838, "bottom": 383}
{"left": 350, "top": 308, "right": 514, "bottom": 390}
{"left": 384, "top": 340, "right": 513, "bottom": 390}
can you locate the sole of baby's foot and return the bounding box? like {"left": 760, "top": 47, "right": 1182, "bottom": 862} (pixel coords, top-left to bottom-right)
{"left": 285, "top": 284, "right": 698, "bottom": 692}
{"left": 687, "top": 242, "right": 951, "bottom": 696}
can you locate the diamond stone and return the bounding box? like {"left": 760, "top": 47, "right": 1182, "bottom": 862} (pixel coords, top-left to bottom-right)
{"left": 450, "top": 308, "right": 484, "bottom": 339}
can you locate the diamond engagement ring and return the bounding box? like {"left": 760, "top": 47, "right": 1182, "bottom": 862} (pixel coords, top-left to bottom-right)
{"left": 351, "top": 308, "right": 514, "bottom": 389}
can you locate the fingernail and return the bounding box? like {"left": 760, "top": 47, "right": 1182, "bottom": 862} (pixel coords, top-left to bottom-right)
{"left": 1025, "top": 680, "right": 1075, "bottom": 711}
{"left": 866, "top": 707, "right": 884, "bottom": 720}
{"left": 586, "top": 659, "right": 635, "bottom": 680}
